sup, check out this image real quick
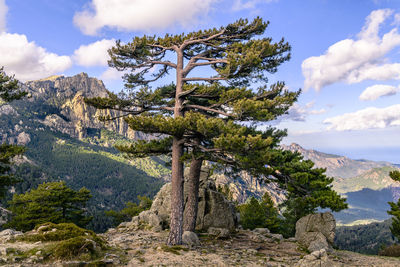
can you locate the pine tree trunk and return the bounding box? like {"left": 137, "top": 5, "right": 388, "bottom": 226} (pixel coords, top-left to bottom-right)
{"left": 167, "top": 48, "right": 185, "bottom": 245}
{"left": 167, "top": 137, "right": 184, "bottom": 245}
{"left": 183, "top": 157, "right": 203, "bottom": 232}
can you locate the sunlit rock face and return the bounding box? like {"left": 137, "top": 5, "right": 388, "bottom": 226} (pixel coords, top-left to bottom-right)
{"left": 23, "top": 72, "right": 138, "bottom": 140}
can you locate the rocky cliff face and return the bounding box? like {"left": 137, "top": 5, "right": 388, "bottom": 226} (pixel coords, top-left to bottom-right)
{"left": 212, "top": 171, "right": 286, "bottom": 205}
{"left": 23, "top": 73, "right": 137, "bottom": 140}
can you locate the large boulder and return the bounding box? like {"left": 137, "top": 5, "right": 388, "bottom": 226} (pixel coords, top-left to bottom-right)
{"left": 295, "top": 212, "right": 336, "bottom": 252}
{"left": 146, "top": 166, "right": 238, "bottom": 232}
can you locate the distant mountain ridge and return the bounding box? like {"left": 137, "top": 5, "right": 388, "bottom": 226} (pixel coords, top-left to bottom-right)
{"left": 281, "top": 143, "right": 400, "bottom": 225}
{"left": 281, "top": 143, "right": 394, "bottom": 178}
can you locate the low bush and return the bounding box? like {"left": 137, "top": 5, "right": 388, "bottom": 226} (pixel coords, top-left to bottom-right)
{"left": 378, "top": 244, "right": 400, "bottom": 257}
{"left": 19, "top": 222, "right": 104, "bottom": 245}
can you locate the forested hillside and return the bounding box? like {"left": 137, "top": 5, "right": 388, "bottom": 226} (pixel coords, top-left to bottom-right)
{"left": 0, "top": 73, "right": 169, "bottom": 232}
{"left": 335, "top": 219, "right": 396, "bottom": 254}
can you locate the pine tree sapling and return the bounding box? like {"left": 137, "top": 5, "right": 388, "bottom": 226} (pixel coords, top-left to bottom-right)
{"left": 5, "top": 181, "right": 92, "bottom": 231}
{"left": 388, "top": 200, "right": 400, "bottom": 241}
{"left": 237, "top": 192, "right": 281, "bottom": 232}
{"left": 238, "top": 197, "right": 267, "bottom": 230}
{"left": 85, "top": 18, "right": 298, "bottom": 245}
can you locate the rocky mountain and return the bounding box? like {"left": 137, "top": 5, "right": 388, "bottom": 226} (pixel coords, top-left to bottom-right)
{"left": 0, "top": 73, "right": 169, "bottom": 232}
{"left": 281, "top": 143, "right": 400, "bottom": 225}
{"left": 23, "top": 73, "right": 138, "bottom": 140}
{"left": 281, "top": 143, "right": 394, "bottom": 179}
{"left": 332, "top": 166, "right": 399, "bottom": 194}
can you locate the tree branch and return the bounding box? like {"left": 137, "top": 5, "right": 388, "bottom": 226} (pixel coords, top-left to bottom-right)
{"left": 182, "top": 29, "right": 226, "bottom": 48}
{"left": 190, "top": 59, "right": 227, "bottom": 67}
{"left": 177, "top": 87, "right": 198, "bottom": 99}
{"left": 184, "top": 104, "right": 232, "bottom": 117}
{"left": 183, "top": 77, "right": 226, "bottom": 82}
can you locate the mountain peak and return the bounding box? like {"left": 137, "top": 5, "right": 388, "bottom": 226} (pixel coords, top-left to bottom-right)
{"left": 38, "top": 75, "right": 64, "bottom": 82}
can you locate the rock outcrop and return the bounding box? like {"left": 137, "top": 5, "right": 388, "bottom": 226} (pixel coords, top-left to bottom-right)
{"left": 297, "top": 248, "right": 334, "bottom": 267}
{"left": 295, "top": 212, "right": 336, "bottom": 252}
{"left": 211, "top": 170, "right": 286, "bottom": 205}
{"left": 128, "top": 166, "right": 238, "bottom": 232}
{"left": 0, "top": 207, "right": 11, "bottom": 228}
{"left": 24, "top": 73, "right": 138, "bottom": 140}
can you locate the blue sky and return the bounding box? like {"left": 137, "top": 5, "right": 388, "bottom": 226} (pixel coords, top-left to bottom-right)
{"left": 1, "top": 0, "right": 400, "bottom": 163}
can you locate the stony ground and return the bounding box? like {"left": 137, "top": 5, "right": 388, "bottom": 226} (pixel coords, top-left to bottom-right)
{"left": 1, "top": 227, "right": 400, "bottom": 266}
{"left": 103, "top": 227, "right": 400, "bottom": 267}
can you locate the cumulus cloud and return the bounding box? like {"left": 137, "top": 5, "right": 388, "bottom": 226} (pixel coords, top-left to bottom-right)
{"left": 0, "top": 0, "right": 7, "bottom": 32}
{"left": 323, "top": 104, "right": 400, "bottom": 131}
{"left": 74, "top": 0, "right": 218, "bottom": 35}
{"left": 100, "top": 67, "right": 125, "bottom": 80}
{"left": 73, "top": 39, "right": 115, "bottom": 67}
{"left": 359, "top": 84, "right": 399, "bottom": 101}
{"left": 302, "top": 9, "right": 400, "bottom": 91}
{"left": 0, "top": 32, "right": 72, "bottom": 81}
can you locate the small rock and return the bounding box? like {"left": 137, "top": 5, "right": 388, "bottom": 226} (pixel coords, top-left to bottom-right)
{"left": 208, "top": 227, "right": 230, "bottom": 238}
{"left": 268, "top": 233, "right": 283, "bottom": 241}
{"left": 253, "top": 228, "right": 270, "bottom": 235}
{"left": 182, "top": 231, "right": 200, "bottom": 247}
{"left": 247, "top": 249, "right": 258, "bottom": 254}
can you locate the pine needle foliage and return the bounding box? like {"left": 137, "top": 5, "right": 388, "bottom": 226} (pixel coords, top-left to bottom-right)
{"left": 0, "top": 68, "right": 27, "bottom": 198}
{"left": 0, "top": 67, "right": 27, "bottom": 102}
{"left": 388, "top": 170, "right": 400, "bottom": 240}
{"left": 5, "top": 181, "right": 92, "bottom": 231}
{"left": 84, "top": 17, "right": 346, "bottom": 244}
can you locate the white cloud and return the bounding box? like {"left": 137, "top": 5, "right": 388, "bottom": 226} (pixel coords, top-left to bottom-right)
{"left": 0, "top": 32, "right": 72, "bottom": 81}
{"left": 74, "top": 0, "right": 218, "bottom": 35}
{"left": 323, "top": 104, "right": 400, "bottom": 131}
{"left": 100, "top": 67, "right": 125, "bottom": 80}
{"left": 302, "top": 9, "right": 400, "bottom": 91}
{"left": 359, "top": 84, "right": 399, "bottom": 101}
{"left": 232, "top": 0, "right": 277, "bottom": 10}
{"left": 281, "top": 101, "right": 327, "bottom": 122}
{"left": 73, "top": 39, "right": 115, "bottom": 67}
{"left": 0, "top": 0, "right": 7, "bottom": 32}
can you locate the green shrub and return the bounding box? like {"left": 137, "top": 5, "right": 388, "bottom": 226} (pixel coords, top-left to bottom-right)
{"left": 52, "top": 236, "right": 100, "bottom": 260}
{"left": 105, "top": 195, "right": 152, "bottom": 226}
{"left": 19, "top": 222, "right": 107, "bottom": 262}
{"left": 237, "top": 193, "right": 280, "bottom": 231}
{"left": 19, "top": 222, "right": 103, "bottom": 245}
{"left": 5, "top": 181, "right": 92, "bottom": 231}
{"left": 378, "top": 244, "right": 400, "bottom": 257}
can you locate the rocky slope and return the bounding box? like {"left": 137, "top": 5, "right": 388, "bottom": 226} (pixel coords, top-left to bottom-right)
{"left": 1, "top": 226, "right": 400, "bottom": 266}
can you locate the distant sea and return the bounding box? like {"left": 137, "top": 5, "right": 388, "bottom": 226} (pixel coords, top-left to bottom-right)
{"left": 317, "top": 147, "right": 400, "bottom": 165}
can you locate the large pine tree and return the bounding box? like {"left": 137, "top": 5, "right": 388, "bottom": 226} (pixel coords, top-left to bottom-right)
{"left": 86, "top": 18, "right": 346, "bottom": 244}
